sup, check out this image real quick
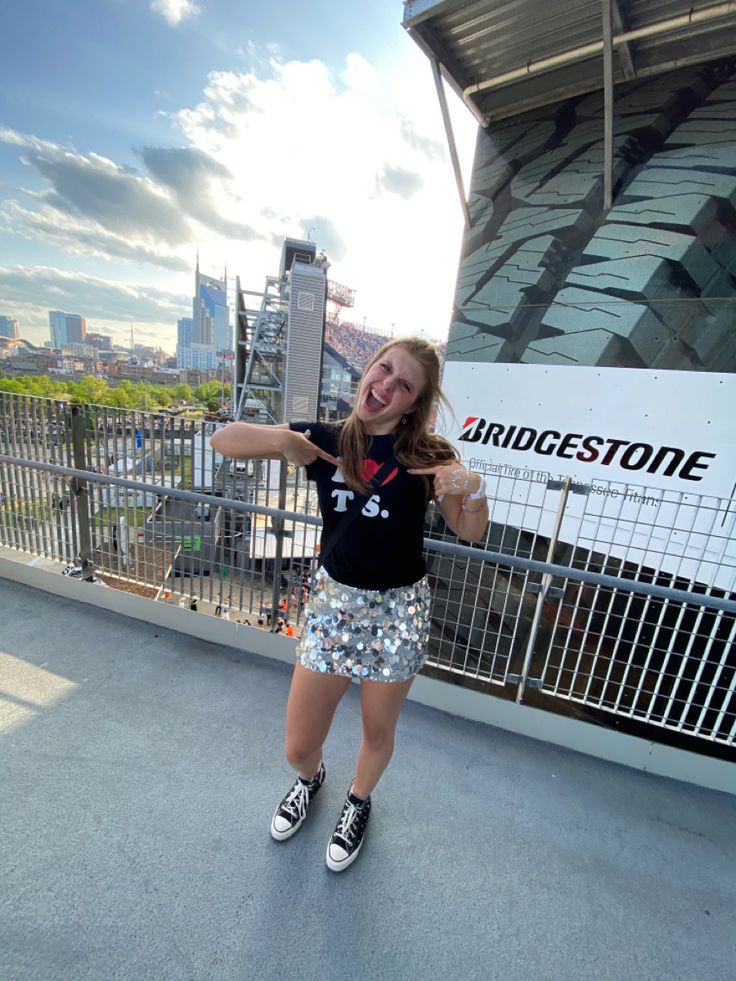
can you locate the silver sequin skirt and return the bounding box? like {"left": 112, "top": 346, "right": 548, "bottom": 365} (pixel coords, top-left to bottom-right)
{"left": 296, "top": 566, "right": 432, "bottom": 683}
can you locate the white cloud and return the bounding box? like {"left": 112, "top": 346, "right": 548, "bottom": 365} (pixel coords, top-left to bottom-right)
{"left": 340, "top": 53, "right": 381, "bottom": 98}
{"left": 1, "top": 48, "right": 478, "bottom": 347}
{"left": 0, "top": 127, "right": 260, "bottom": 269}
{"left": 150, "top": 0, "right": 201, "bottom": 27}
{"left": 168, "top": 54, "right": 476, "bottom": 338}
{"left": 376, "top": 164, "right": 424, "bottom": 198}
{"left": 0, "top": 265, "right": 189, "bottom": 349}
{"left": 1, "top": 200, "right": 190, "bottom": 271}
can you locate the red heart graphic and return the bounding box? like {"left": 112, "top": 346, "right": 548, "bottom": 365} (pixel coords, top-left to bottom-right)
{"left": 361, "top": 459, "right": 399, "bottom": 486}
{"left": 361, "top": 459, "right": 380, "bottom": 481}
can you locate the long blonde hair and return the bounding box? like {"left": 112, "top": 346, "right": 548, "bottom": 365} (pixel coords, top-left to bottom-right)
{"left": 338, "top": 337, "right": 457, "bottom": 495}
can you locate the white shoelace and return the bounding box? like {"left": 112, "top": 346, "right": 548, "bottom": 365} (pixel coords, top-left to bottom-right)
{"left": 334, "top": 802, "right": 359, "bottom": 844}
{"left": 281, "top": 781, "right": 309, "bottom": 821}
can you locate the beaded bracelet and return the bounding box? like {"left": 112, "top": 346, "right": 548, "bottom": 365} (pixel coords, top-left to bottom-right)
{"left": 464, "top": 476, "right": 487, "bottom": 500}
{"left": 461, "top": 475, "right": 487, "bottom": 513}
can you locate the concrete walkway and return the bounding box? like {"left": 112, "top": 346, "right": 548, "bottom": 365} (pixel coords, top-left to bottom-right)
{"left": 1, "top": 577, "right": 734, "bottom": 981}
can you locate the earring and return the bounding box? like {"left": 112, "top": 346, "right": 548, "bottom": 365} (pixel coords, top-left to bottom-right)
{"left": 401, "top": 415, "right": 408, "bottom": 425}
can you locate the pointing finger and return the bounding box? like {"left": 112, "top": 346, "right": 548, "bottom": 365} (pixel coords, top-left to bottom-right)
{"left": 407, "top": 467, "right": 439, "bottom": 475}
{"left": 314, "top": 445, "right": 339, "bottom": 467}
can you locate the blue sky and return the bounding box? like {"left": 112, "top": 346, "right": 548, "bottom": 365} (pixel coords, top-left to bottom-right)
{"left": 0, "top": 0, "right": 476, "bottom": 351}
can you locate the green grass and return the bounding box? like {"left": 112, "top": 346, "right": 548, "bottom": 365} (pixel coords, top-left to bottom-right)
{"left": 93, "top": 506, "right": 148, "bottom": 528}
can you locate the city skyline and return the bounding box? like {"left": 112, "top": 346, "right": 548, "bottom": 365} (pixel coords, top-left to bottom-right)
{"left": 0, "top": 1, "right": 476, "bottom": 351}
{"left": 6, "top": 259, "right": 230, "bottom": 356}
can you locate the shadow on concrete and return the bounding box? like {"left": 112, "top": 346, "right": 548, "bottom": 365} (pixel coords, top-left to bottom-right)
{"left": 1, "top": 578, "right": 734, "bottom": 981}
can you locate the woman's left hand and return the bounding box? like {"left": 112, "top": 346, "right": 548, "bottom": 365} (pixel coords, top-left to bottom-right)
{"left": 407, "top": 463, "right": 481, "bottom": 499}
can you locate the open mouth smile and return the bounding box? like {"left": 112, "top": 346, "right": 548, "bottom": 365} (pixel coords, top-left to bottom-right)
{"left": 364, "top": 388, "right": 387, "bottom": 410}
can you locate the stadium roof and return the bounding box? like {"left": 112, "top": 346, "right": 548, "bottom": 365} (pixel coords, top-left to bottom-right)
{"left": 402, "top": 1, "right": 736, "bottom": 125}
{"left": 402, "top": 1, "right": 736, "bottom": 223}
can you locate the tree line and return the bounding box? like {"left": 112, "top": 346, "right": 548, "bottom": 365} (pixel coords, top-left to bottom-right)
{"left": 0, "top": 375, "right": 232, "bottom": 411}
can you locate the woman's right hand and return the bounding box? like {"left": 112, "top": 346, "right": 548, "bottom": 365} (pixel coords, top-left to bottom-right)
{"left": 210, "top": 421, "right": 339, "bottom": 466}
{"left": 284, "top": 429, "right": 339, "bottom": 468}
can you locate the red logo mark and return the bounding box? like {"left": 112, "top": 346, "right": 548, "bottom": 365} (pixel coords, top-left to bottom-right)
{"left": 361, "top": 459, "right": 399, "bottom": 486}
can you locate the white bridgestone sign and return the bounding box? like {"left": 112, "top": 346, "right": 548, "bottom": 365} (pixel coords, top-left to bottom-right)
{"left": 441, "top": 363, "right": 736, "bottom": 592}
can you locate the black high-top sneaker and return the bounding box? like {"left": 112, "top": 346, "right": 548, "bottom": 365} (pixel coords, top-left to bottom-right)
{"left": 326, "top": 787, "right": 371, "bottom": 871}
{"left": 270, "top": 763, "right": 326, "bottom": 841}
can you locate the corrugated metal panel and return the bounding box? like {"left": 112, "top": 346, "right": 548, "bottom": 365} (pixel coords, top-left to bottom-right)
{"left": 284, "top": 263, "right": 326, "bottom": 422}
{"left": 403, "top": 0, "right": 736, "bottom": 122}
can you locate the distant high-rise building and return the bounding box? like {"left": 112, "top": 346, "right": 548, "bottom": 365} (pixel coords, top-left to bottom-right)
{"left": 176, "top": 317, "right": 194, "bottom": 370}
{"left": 66, "top": 315, "right": 86, "bottom": 344}
{"left": 49, "top": 311, "right": 86, "bottom": 348}
{"left": 87, "top": 332, "right": 113, "bottom": 352}
{"left": 193, "top": 260, "right": 229, "bottom": 353}
{"left": 49, "top": 312, "right": 65, "bottom": 348}
{"left": 189, "top": 343, "right": 217, "bottom": 371}
{"left": 0, "top": 316, "right": 19, "bottom": 339}
{"left": 178, "top": 316, "right": 193, "bottom": 349}
{"left": 177, "top": 342, "right": 216, "bottom": 371}
{"left": 62, "top": 343, "right": 95, "bottom": 358}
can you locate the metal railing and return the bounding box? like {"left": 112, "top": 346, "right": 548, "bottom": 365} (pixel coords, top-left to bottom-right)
{"left": 1, "top": 393, "right": 734, "bottom": 751}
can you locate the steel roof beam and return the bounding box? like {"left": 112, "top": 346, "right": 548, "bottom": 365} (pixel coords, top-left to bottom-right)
{"left": 463, "top": 1, "right": 736, "bottom": 121}
{"left": 403, "top": 19, "right": 477, "bottom": 113}
{"left": 611, "top": 0, "right": 636, "bottom": 79}
{"left": 431, "top": 58, "right": 471, "bottom": 228}
{"left": 603, "top": 0, "right": 614, "bottom": 211}
{"left": 402, "top": 0, "right": 466, "bottom": 30}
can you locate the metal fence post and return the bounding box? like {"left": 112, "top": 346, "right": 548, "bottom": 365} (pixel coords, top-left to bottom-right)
{"left": 70, "top": 405, "right": 95, "bottom": 581}
{"left": 515, "top": 477, "right": 572, "bottom": 703}
{"left": 269, "top": 461, "right": 288, "bottom": 629}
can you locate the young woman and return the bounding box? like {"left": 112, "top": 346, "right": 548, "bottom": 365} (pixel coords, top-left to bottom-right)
{"left": 210, "top": 337, "right": 489, "bottom": 871}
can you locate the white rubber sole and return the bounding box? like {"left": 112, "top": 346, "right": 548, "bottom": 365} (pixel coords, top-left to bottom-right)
{"left": 270, "top": 812, "right": 305, "bottom": 841}
{"left": 325, "top": 837, "right": 364, "bottom": 872}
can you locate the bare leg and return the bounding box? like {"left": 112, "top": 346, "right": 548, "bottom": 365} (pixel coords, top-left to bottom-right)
{"left": 351, "top": 676, "right": 415, "bottom": 799}
{"left": 284, "top": 662, "right": 351, "bottom": 779}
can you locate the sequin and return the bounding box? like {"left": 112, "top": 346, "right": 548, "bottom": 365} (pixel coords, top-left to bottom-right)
{"left": 295, "top": 566, "right": 431, "bottom": 683}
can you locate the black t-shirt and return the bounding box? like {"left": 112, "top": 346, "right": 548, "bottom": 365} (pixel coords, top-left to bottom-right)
{"left": 290, "top": 421, "right": 428, "bottom": 590}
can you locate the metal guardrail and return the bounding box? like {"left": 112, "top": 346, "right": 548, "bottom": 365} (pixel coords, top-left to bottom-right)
{"left": 3, "top": 454, "right": 736, "bottom": 608}
{"left": 1, "top": 453, "right": 734, "bottom": 749}
{"left": 1, "top": 392, "right": 734, "bottom": 750}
